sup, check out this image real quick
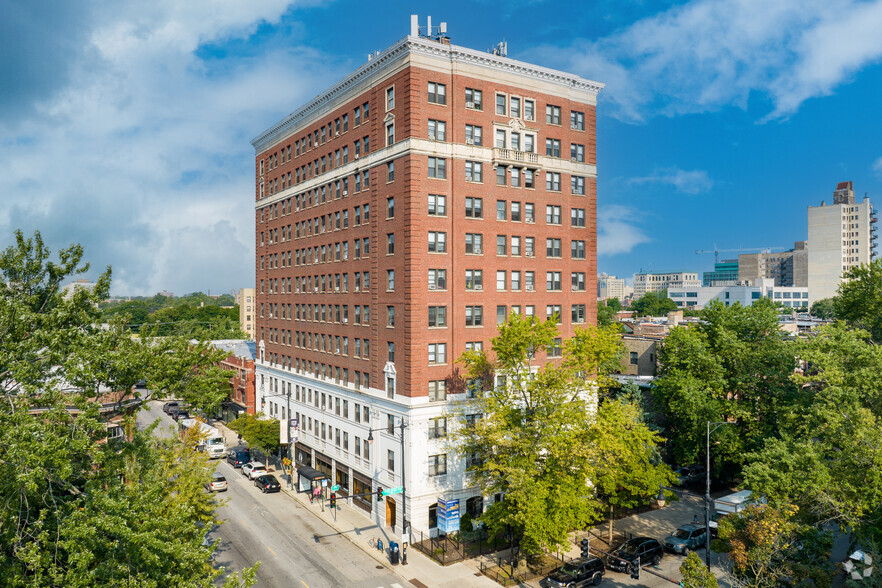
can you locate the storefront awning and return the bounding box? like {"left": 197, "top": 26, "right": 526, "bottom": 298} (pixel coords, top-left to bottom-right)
{"left": 296, "top": 466, "right": 328, "bottom": 481}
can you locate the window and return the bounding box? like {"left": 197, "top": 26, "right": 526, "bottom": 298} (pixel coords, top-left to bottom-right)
{"left": 496, "top": 200, "right": 507, "bottom": 220}
{"left": 546, "top": 305, "right": 562, "bottom": 323}
{"left": 428, "top": 194, "right": 447, "bottom": 215}
{"left": 496, "top": 93, "right": 506, "bottom": 115}
{"left": 571, "top": 110, "right": 585, "bottom": 130}
{"left": 465, "top": 306, "right": 483, "bottom": 326}
{"left": 630, "top": 352, "right": 639, "bottom": 365}
{"left": 545, "top": 139, "right": 561, "bottom": 157}
{"left": 525, "top": 203, "right": 535, "bottom": 222}
{"left": 511, "top": 270, "right": 522, "bottom": 290}
{"left": 548, "top": 338, "right": 562, "bottom": 358}
{"left": 510, "top": 167, "right": 521, "bottom": 187}
{"left": 571, "top": 176, "right": 585, "bottom": 195}
{"left": 546, "top": 205, "right": 562, "bottom": 224}
{"left": 428, "top": 157, "right": 447, "bottom": 179}
{"left": 428, "top": 305, "right": 447, "bottom": 326}
{"left": 546, "top": 104, "right": 561, "bottom": 125}
{"left": 496, "top": 165, "right": 506, "bottom": 186}
{"left": 465, "top": 88, "right": 482, "bottom": 110}
{"left": 387, "top": 197, "right": 394, "bottom": 218}
{"left": 428, "top": 231, "right": 447, "bottom": 253}
{"left": 571, "top": 208, "right": 586, "bottom": 227}
{"left": 387, "top": 342, "right": 395, "bottom": 362}
{"left": 465, "top": 124, "right": 482, "bottom": 145}
{"left": 428, "top": 343, "right": 447, "bottom": 364}
{"left": 525, "top": 237, "right": 535, "bottom": 257}
{"left": 546, "top": 271, "right": 562, "bottom": 291}
{"left": 496, "top": 235, "right": 507, "bottom": 256}
{"left": 387, "top": 306, "right": 395, "bottom": 327}
{"left": 388, "top": 450, "right": 395, "bottom": 472}
{"left": 496, "top": 270, "right": 506, "bottom": 290}
{"left": 465, "top": 341, "right": 483, "bottom": 352}
{"left": 511, "top": 202, "right": 521, "bottom": 222}
{"left": 386, "top": 269, "right": 395, "bottom": 290}
{"left": 386, "top": 124, "right": 395, "bottom": 146}
{"left": 465, "top": 197, "right": 483, "bottom": 218}
{"left": 465, "top": 269, "right": 483, "bottom": 290}
{"left": 465, "top": 233, "right": 483, "bottom": 254}
{"left": 524, "top": 134, "right": 535, "bottom": 153}
{"left": 571, "top": 240, "right": 586, "bottom": 259}
{"left": 429, "top": 380, "right": 447, "bottom": 401}
{"left": 546, "top": 238, "right": 562, "bottom": 257}
{"left": 428, "top": 269, "right": 447, "bottom": 290}
{"left": 572, "top": 304, "right": 586, "bottom": 323}
{"left": 546, "top": 172, "right": 561, "bottom": 191}
{"left": 465, "top": 161, "right": 483, "bottom": 182}
{"left": 386, "top": 233, "right": 395, "bottom": 254}
{"left": 428, "top": 417, "right": 447, "bottom": 439}
{"left": 572, "top": 272, "right": 586, "bottom": 291}
{"left": 571, "top": 144, "right": 585, "bottom": 162}
{"left": 428, "top": 454, "right": 447, "bottom": 476}
{"left": 386, "top": 86, "right": 394, "bottom": 110}
{"left": 524, "top": 99, "right": 535, "bottom": 121}
{"left": 428, "top": 119, "right": 446, "bottom": 141}
{"left": 428, "top": 82, "right": 447, "bottom": 105}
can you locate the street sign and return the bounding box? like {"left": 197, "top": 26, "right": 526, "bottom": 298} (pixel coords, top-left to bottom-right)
{"left": 382, "top": 486, "right": 403, "bottom": 496}
{"left": 331, "top": 484, "right": 340, "bottom": 491}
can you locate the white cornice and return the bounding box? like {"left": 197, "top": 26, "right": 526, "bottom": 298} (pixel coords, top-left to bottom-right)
{"left": 251, "top": 36, "right": 604, "bottom": 154}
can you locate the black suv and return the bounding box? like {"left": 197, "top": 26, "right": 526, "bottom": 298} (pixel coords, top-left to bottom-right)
{"left": 606, "top": 537, "right": 664, "bottom": 572}
{"left": 227, "top": 448, "right": 251, "bottom": 468}
{"left": 540, "top": 556, "right": 604, "bottom": 587}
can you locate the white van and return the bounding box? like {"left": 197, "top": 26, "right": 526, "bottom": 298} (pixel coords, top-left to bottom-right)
{"left": 180, "top": 419, "right": 227, "bottom": 459}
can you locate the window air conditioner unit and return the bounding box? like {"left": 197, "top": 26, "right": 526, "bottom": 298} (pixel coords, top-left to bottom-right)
{"left": 335, "top": 131, "right": 340, "bottom": 137}
{"left": 429, "top": 284, "right": 436, "bottom": 290}
{"left": 465, "top": 175, "right": 473, "bottom": 182}
{"left": 473, "top": 246, "right": 482, "bottom": 254}
{"left": 466, "top": 139, "right": 475, "bottom": 145}
{"left": 474, "top": 285, "right": 483, "bottom": 291}
{"left": 466, "top": 101, "right": 475, "bottom": 109}
{"left": 526, "top": 251, "right": 534, "bottom": 257}
{"left": 343, "top": 190, "right": 348, "bottom": 196}
{"left": 571, "top": 124, "right": 579, "bottom": 130}
{"left": 571, "top": 158, "right": 577, "bottom": 163}
{"left": 526, "top": 285, "right": 535, "bottom": 291}
{"left": 354, "top": 154, "right": 359, "bottom": 159}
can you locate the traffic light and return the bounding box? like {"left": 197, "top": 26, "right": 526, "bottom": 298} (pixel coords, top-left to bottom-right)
{"left": 376, "top": 487, "right": 383, "bottom": 502}
{"left": 330, "top": 493, "right": 337, "bottom": 509}
{"left": 580, "top": 538, "right": 589, "bottom": 558}
{"left": 630, "top": 558, "right": 641, "bottom": 580}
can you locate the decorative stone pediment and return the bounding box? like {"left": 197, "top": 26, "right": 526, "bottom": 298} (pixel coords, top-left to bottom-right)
{"left": 508, "top": 118, "right": 526, "bottom": 131}
{"left": 384, "top": 112, "right": 395, "bottom": 123}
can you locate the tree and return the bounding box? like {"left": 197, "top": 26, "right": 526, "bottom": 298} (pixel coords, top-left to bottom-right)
{"left": 596, "top": 298, "right": 621, "bottom": 327}
{"left": 0, "top": 230, "right": 254, "bottom": 586}
{"left": 810, "top": 297, "right": 836, "bottom": 320}
{"left": 228, "top": 413, "right": 281, "bottom": 462}
{"left": 680, "top": 551, "right": 719, "bottom": 587}
{"left": 453, "top": 315, "right": 668, "bottom": 555}
{"left": 631, "top": 290, "right": 677, "bottom": 317}
{"left": 834, "top": 260, "right": 882, "bottom": 342}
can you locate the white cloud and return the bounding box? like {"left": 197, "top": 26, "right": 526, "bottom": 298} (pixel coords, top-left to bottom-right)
{"left": 0, "top": 0, "right": 343, "bottom": 296}
{"left": 628, "top": 168, "right": 713, "bottom": 194}
{"left": 872, "top": 156, "right": 882, "bottom": 176}
{"left": 548, "top": 0, "right": 882, "bottom": 122}
{"left": 597, "top": 205, "right": 651, "bottom": 256}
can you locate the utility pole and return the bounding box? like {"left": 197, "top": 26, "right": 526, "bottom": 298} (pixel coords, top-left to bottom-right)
{"left": 286, "top": 389, "right": 292, "bottom": 490}
{"left": 400, "top": 417, "right": 409, "bottom": 565}
{"left": 706, "top": 421, "right": 733, "bottom": 570}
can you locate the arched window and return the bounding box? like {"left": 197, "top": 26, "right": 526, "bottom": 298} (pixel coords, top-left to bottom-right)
{"left": 466, "top": 496, "right": 484, "bottom": 518}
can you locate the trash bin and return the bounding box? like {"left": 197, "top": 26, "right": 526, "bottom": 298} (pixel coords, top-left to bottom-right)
{"left": 389, "top": 543, "right": 400, "bottom": 565}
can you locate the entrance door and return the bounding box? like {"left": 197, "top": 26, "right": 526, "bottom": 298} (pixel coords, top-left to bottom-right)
{"left": 386, "top": 497, "right": 397, "bottom": 529}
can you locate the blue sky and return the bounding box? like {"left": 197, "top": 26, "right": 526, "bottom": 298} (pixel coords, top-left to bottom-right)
{"left": 2, "top": 0, "right": 882, "bottom": 295}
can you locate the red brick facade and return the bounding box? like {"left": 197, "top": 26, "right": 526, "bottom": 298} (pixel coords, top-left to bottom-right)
{"left": 253, "top": 38, "right": 600, "bottom": 401}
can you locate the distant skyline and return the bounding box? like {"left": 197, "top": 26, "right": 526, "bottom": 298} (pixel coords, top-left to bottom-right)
{"left": 3, "top": 0, "right": 882, "bottom": 295}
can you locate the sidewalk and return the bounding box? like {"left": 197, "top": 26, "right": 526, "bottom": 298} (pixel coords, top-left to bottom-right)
{"left": 213, "top": 420, "right": 500, "bottom": 588}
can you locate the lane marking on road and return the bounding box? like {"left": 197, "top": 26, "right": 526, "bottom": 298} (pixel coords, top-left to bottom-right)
{"left": 239, "top": 519, "right": 248, "bottom": 527}
{"left": 267, "top": 546, "right": 277, "bottom": 557}
{"left": 300, "top": 581, "right": 309, "bottom": 588}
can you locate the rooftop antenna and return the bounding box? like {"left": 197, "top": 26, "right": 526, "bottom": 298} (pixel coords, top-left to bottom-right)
{"left": 491, "top": 40, "right": 508, "bottom": 57}
{"left": 410, "top": 14, "right": 449, "bottom": 40}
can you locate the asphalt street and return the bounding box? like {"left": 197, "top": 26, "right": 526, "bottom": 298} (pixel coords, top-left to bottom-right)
{"left": 137, "top": 401, "right": 404, "bottom": 588}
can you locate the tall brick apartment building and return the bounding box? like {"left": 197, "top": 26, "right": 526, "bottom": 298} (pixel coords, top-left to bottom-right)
{"left": 251, "top": 22, "right": 602, "bottom": 535}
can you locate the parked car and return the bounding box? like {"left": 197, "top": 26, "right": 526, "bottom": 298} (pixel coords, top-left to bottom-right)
{"left": 162, "top": 401, "right": 180, "bottom": 414}
{"left": 539, "top": 556, "right": 604, "bottom": 587}
{"left": 254, "top": 474, "right": 281, "bottom": 494}
{"left": 605, "top": 537, "right": 664, "bottom": 572}
{"left": 675, "top": 465, "right": 706, "bottom": 486}
{"left": 227, "top": 448, "right": 252, "bottom": 468}
{"left": 172, "top": 410, "right": 190, "bottom": 422}
{"left": 663, "top": 524, "right": 708, "bottom": 554}
{"left": 205, "top": 472, "right": 228, "bottom": 492}
{"left": 242, "top": 462, "right": 267, "bottom": 480}
{"left": 708, "top": 512, "right": 726, "bottom": 537}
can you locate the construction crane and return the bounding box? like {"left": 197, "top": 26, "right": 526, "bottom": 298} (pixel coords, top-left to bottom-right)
{"left": 695, "top": 245, "right": 787, "bottom": 264}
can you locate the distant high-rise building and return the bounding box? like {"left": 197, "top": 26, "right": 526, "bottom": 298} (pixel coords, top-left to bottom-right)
{"left": 598, "top": 273, "right": 625, "bottom": 301}
{"left": 250, "top": 19, "right": 602, "bottom": 535}
{"left": 807, "top": 182, "right": 876, "bottom": 303}
{"left": 236, "top": 288, "right": 256, "bottom": 340}
{"left": 633, "top": 271, "right": 700, "bottom": 297}
{"left": 738, "top": 241, "right": 807, "bottom": 287}
{"left": 702, "top": 259, "right": 738, "bottom": 286}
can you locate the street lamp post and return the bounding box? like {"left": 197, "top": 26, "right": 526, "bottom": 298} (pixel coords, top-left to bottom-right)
{"left": 286, "top": 389, "right": 293, "bottom": 490}
{"left": 367, "top": 417, "right": 409, "bottom": 563}
{"left": 705, "top": 420, "right": 733, "bottom": 570}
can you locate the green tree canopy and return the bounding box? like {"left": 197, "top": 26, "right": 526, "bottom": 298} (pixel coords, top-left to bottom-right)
{"left": 631, "top": 290, "right": 677, "bottom": 317}
{"left": 834, "top": 260, "right": 882, "bottom": 342}
{"left": 228, "top": 413, "right": 281, "bottom": 461}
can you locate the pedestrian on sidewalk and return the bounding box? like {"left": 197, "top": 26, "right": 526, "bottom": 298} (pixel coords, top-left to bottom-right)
{"left": 693, "top": 514, "right": 701, "bottom": 525}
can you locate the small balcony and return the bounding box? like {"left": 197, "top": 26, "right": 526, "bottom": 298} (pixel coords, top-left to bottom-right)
{"left": 493, "top": 148, "right": 539, "bottom": 165}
